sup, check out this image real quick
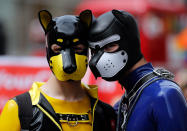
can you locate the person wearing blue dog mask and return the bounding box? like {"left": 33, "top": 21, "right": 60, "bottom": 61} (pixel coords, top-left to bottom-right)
{"left": 0, "top": 10, "right": 116, "bottom": 131}
{"left": 87, "top": 9, "right": 187, "bottom": 131}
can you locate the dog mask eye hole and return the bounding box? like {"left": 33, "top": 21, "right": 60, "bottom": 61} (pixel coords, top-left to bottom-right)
{"left": 104, "top": 43, "right": 119, "bottom": 53}
{"left": 72, "top": 44, "right": 86, "bottom": 53}
{"left": 51, "top": 44, "right": 61, "bottom": 53}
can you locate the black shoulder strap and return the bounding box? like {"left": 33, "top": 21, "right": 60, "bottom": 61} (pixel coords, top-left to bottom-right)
{"left": 14, "top": 92, "right": 33, "bottom": 131}
{"left": 121, "top": 68, "right": 175, "bottom": 130}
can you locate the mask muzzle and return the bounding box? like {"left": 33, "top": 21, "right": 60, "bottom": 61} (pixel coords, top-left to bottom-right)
{"left": 49, "top": 49, "right": 87, "bottom": 81}
{"left": 89, "top": 50, "right": 128, "bottom": 80}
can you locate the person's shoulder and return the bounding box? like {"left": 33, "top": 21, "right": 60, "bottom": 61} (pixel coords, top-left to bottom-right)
{"left": 2, "top": 99, "right": 18, "bottom": 112}
{"left": 147, "top": 79, "right": 181, "bottom": 96}
{"left": 0, "top": 99, "right": 20, "bottom": 130}
{"left": 2, "top": 92, "right": 30, "bottom": 112}
{"left": 0, "top": 99, "right": 19, "bottom": 121}
{"left": 1, "top": 92, "right": 31, "bottom": 116}
{"left": 160, "top": 79, "right": 181, "bottom": 92}
{"left": 147, "top": 80, "right": 187, "bottom": 130}
{"left": 147, "top": 79, "right": 186, "bottom": 104}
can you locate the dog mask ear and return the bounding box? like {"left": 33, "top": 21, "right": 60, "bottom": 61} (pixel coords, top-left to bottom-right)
{"left": 38, "top": 10, "right": 53, "bottom": 33}
{"left": 112, "top": 9, "right": 139, "bottom": 37}
{"left": 79, "top": 10, "right": 94, "bottom": 28}
{"left": 112, "top": 9, "right": 129, "bottom": 26}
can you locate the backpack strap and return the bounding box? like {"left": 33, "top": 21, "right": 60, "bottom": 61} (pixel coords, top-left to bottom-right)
{"left": 14, "top": 92, "right": 33, "bottom": 131}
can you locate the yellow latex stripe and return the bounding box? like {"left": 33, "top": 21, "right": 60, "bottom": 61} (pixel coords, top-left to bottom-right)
{"left": 73, "top": 38, "right": 79, "bottom": 43}
{"left": 91, "top": 98, "right": 98, "bottom": 131}
{"left": 57, "top": 38, "right": 63, "bottom": 43}
{"left": 36, "top": 104, "right": 62, "bottom": 131}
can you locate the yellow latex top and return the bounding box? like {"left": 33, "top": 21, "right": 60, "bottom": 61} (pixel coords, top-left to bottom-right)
{"left": 0, "top": 82, "right": 98, "bottom": 131}
{"left": 41, "top": 89, "right": 92, "bottom": 130}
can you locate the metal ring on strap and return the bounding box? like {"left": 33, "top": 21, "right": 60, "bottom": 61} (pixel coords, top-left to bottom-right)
{"left": 67, "top": 116, "right": 78, "bottom": 127}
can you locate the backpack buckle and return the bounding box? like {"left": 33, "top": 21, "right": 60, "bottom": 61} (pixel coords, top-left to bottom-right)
{"left": 153, "top": 68, "right": 174, "bottom": 80}
{"left": 67, "top": 116, "right": 78, "bottom": 127}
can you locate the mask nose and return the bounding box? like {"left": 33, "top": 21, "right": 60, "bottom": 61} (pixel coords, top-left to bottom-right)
{"left": 61, "top": 48, "right": 77, "bottom": 74}
{"left": 89, "top": 50, "right": 103, "bottom": 78}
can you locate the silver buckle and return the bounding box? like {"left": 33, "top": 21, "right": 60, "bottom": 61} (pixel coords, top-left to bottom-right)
{"left": 153, "top": 68, "right": 174, "bottom": 80}
{"left": 67, "top": 116, "right": 78, "bottom": 127}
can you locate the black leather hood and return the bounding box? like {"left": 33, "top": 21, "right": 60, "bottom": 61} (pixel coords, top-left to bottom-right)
{"left": 88, "top": 10, "right": 143, "bottom": 80}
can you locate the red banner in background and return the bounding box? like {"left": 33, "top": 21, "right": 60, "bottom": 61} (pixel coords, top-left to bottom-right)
{"left": 0, "top": 56, "right": 51, "bottom": 112}
{"left": 0, "top": 56, "right": 124, "bottom": 112}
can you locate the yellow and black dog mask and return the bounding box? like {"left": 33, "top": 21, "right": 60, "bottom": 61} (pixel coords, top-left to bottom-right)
{"left": 38, "top": 10, "right": 93, "bottom": 81}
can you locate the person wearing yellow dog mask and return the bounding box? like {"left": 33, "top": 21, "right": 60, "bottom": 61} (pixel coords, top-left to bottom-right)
{"left": 0, "top": 10, "right": 116, "bottom": 131}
